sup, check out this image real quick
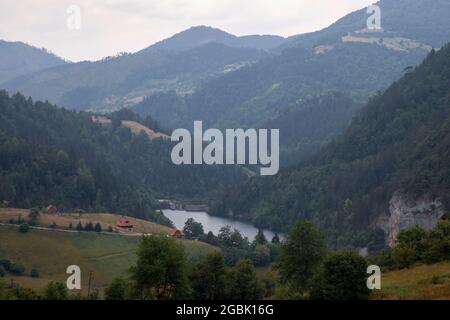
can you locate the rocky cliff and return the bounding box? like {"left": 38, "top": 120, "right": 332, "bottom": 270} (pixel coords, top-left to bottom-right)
{"left": 376, "top": 191, "right": 446, "bottom": 247}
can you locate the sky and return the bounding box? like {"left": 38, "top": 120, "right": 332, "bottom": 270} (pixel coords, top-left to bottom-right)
{"left": 0, "top": 0, "right": 376, "bottom": 62}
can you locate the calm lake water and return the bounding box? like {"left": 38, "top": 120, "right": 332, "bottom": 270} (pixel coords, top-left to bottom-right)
{"left": 162, "top": 209, "right": 282, "bottom": 241}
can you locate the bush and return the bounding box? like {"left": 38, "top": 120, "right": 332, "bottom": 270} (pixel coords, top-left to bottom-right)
{"left": 19, "top": 223, "right": 30, "bottom": 233}
{"left": 9, "top": 263, "right": 25, "bottom": 276}
{"left": 85, "top": 222, "right": 94, "bottom": 232}
{"left": 392, "top": 244, "right": 416, "bottom": 269}
{"left": 424, "top": 221, "right": 450, "bottom": 264}
{"left": 0, "top": 266, "right": 5, "bottom": 277}
{"left": 94, "top": 222, "right": 102, "bottom": 233}
{"left": 310, "top": 250, "right": 370, "bottom": 300}
{"left": 42, "top": 282, "right": 68, "bottom": 300}
{"left": 30, "top": 269, "right": 40, "bottom": 278}
{"left": 0, "top": 259, "right": 12, "bottom": 271}
{"left": 28, "top": 207, "right": 40, "bottom": 224}
{"left": 104, "top": 278, "right": 128, "bottom": 300}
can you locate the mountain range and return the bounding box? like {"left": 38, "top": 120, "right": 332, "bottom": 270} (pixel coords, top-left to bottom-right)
{"left": 132, "top": 0, "right": 450, "bottom": 163}
{"left": 210, "top": 43, "right": 450, "bottom": 250}
{"left": 0, "top": 26, "right": 283, "bottom": 113}
{"left": 0, "top": 40, "right": 66, "bottom": 84}
{"left": 1, "top": 0, "right": 449, "bottom": 249}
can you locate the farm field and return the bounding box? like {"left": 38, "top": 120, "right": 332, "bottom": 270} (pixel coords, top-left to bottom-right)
{"left": 0, "top": 209, "right": 218, "bottom": 293}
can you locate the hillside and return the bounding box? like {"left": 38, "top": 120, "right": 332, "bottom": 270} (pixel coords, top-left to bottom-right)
{"left": 0, "top": 91, "right": 246, "bottom": 222}
{"left": 262, "top": 92, "right": 361, "bottom": 165}
{"left": 209, "top": 43, "right": 450, "bottom": 249}
{"left": 371, "top": 262, "right": 450, "bottom": 300}
{"left": 132, "top": 0, "right": 450, "bottom": 163}
{"left": 0, "top": 208, "right": 172, "bottom": 235}
{"left": 0, "top": 40, "right": 66, "bottom": 85}
{"left": 2, "top": 40, "right": 266, "bottom": 112}
{"left": 143, "top": 26, "right": 286, "bottom": 53}
{"left": 0, "top": 220, "right": 217, "bottom": 292}
{"left": 91, "top": 116, "right": 170, "bottom": 140}
{"left": 286, "top": 0, "right": 450, "bottom": 50}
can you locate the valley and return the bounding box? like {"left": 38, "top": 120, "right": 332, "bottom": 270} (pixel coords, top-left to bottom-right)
{"left": 0, "top": 0, "right": 449, "bottom": 302}
{"left": 0, "top": 208, "right": 217, "bottom": 292}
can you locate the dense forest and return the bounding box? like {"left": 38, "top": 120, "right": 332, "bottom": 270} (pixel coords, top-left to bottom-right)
{"left": 209, "top": 44, "right": 450, "bottom": 249}
{"left": 263, "top": 92, "right": 360, "bottom": 166}
{"left": 0, "top": 91, "right": 245, "bottom": 223}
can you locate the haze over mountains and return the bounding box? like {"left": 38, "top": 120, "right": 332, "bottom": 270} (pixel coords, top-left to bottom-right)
{"left": 1, "top": 0, "right": 449, "bottom": 166}
{"left": 0, "top": 40, "right": 66, "bottom": 84}
{"left": 0, "top": 0, "right": 449, "bottom": 251}
{"left": 142, "top": 26, "right": 286, "bottom": 53}
{"left": 1, "top": 26, "right": 281, "bottom": 113}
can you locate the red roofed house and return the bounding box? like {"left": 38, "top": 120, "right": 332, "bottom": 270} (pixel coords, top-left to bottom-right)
{"left": 46, "top": 205, "right": 58, "bottom": 215}
{"left": 170, "top": 228, "right": 184, "bottom": 239}
{"left": 116, "top": 218, "right": 134, "bottom": 232}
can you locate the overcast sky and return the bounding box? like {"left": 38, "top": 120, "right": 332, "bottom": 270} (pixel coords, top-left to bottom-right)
{"left": 0, "top": 0, "right": 375, "bottom": 62}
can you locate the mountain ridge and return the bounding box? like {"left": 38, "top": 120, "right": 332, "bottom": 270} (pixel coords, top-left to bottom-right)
{"left": 0, "top": 40, "right": 67, "bottom": 85}
{"left": 141, "top": 25, "right": 286, "bottom": 53}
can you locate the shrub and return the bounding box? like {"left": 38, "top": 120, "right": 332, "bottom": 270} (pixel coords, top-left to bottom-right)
{"left": 104, "top": 278, "right": 128, "bottom": 300}
{"left": 30, "top": 269, "right": 40, "bottom": 278}
{"left": 310, "top": 250, "right": 370, "bottom": 300}
{"left": 392, "top": 244, "right": 416, "bottom": 269}
{"left": 19, "top": 223, "right": 30, "bottom": 233}
{"left": 9, "top": 263, "right": 25, "bottom": 276}
{"left": 0, "top": 259, "right": 12, "bottom": 271}
{"left": 42, "top": 282, "right": 68, "bottom": 300}
{"left": 94, "top": 223, "right": 102, "bottom": 233}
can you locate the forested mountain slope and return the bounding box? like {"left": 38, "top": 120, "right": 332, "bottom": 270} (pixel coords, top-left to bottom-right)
{"left": 0, "top": 40, "right": 66, "bottom": 84}
{"left": 209, "top": 44, "right": 450, "bottom": 249}
{"left": 133, "top": 0, "right": 450, "bottom": 164}
{"left": 0, "top": 91, "right": 245, "bottom": 223}
{"left": 142, "top": 25, "right": 286, "bottom": 53}
{"left": 134, "top": 0, "right": 450, "bottom": 129}
{"left": 2, "top": 39, "right": 266, "bottom": 113}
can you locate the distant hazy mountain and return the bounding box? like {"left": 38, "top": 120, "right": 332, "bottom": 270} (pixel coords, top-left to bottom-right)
{"left": 0, "top": 26, "right": 285, "bottom": 112}
{"left": 143, "top": 26, "right": 286, "bottom": 53}
{"left": 285, "top": 0, "right": 450, "bottom": 50}
{"left": 133, "top": 0, "right": 450, "bottom": 163}
{"left": 0, "top": 40, "right": 66, "bottom": 84}
{"left": 2, "top": 41, "right": 265, "bottom": 112}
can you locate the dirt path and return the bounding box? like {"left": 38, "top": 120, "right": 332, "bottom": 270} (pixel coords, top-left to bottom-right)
{"left": 0, "top": 222, "right": 152, "bottom": 238}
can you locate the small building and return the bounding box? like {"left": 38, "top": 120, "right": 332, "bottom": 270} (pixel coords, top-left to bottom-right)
{"left": 170, "top": 228, "right": 184, "bottom": 239}
{"left": 46, "top": 205, "right": 58, "bottom": 215}
{"left": 116, "top": 218, "right": 134, "bottom": 232}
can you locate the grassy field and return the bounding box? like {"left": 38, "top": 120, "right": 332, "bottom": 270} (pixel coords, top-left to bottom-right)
{"left": 0, "top": 208, "right": 171, "bottom": 235}
{"left": 0, "top": 209, "right": 218, "bottom": 293}
{"left": 371, "top": 262, "right": 450, "bottom": 300}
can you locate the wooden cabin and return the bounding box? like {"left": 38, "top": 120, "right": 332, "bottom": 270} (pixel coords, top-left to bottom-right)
{"left": 116, "top": 218, "right": 134, "bottom": 232}
{"left": 170, "top": 228, "right": 184, "bottom": 239}
{"left": 46, "top": 205, "right": 58, "bottom": 215}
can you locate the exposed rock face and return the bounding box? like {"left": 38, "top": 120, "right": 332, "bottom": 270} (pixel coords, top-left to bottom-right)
{"left": 376, "top": 192, "right": 446, "bottom": 247}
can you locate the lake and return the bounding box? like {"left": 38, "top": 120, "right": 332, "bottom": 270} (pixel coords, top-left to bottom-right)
{"left": 162, "top": 209, "right": 282, "bottom": 241}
